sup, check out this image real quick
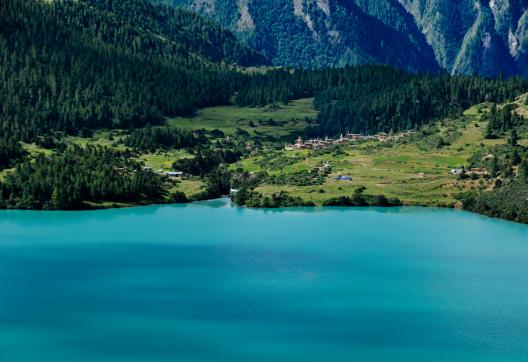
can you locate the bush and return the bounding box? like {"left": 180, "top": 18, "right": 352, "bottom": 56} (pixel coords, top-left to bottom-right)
{"left": 170, "top": 191, "right": 188, "bottom": 203}
{"left": 323, "top": 193, "right": 401, "bottom": 207}
{"left": 232, "top": 189, "right": 313, "bottom": 208}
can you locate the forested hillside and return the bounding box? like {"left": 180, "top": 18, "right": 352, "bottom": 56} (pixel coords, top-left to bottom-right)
{"left": 2, "top": 0, "right": 528, "bottom": 221}
{"left": 168, "top": 0, "right": 528, "bottom": 77}
{"left": 0, "top": 0, "right": 264, "bottom": 139}
{"left": 0, "top": 0, "right": 264, "bottom": 208}
{"left": 235, "top": 66, "right": 528, "bottom": 135}
{"left": 167, "top": 0, "right": 440, "bottom": 72}
{"left": 0, "top": 145, "right": 165, "bottom": 210}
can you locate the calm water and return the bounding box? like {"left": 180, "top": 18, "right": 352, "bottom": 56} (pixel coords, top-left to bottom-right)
{"left": 1, "top": 199, "right": 528, "bottom": 362}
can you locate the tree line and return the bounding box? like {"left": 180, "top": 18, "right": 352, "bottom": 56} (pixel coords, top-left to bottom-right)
{"left": 484, "top": 104, "right": 526, "bottom": 138}
{"left": 125, "top": 127, "right": 207, "bottom": 151}
{"left": 0, "top": 0, "right": 262, "bottom": 140}
{"left": 235, "top": 66, "right": 528, "bottom": 135}
{"left": 460, "top": 138, "right": 528, "bottom": 224}
{"left": 0, "top": 145, "right": 165, "bottom": 210}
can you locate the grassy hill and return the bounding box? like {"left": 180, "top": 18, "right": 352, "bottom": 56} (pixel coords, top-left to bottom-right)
{"left": 2, "top": 1, "right": 527, "bottom": 214}
{"left": 230, "top": 101, "right": 521, "bottom": 207}
{"left": 2, "top": 90, "right": 527, "bottom": 216}
{"left": 168, "top": 98, "right": 317, "bottom": 139}
{"left": 44, "top": 95, "right": 525, "bottom": 208}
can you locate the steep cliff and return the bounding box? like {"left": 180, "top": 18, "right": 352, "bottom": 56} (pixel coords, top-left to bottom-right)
{"left": 168, "top": 0, "right": 528, "bottom": 76}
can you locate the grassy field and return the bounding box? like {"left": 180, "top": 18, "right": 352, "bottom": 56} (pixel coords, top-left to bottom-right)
{"left": 235, "top": 104, "right": 510, "bottom": 206}
{"left": 137, "top": 150, "right": 193, "bottom": 171}
{"left": 21, "top": 142, "right": 55, "bottom": 157}
{"left": 168, "top": 98, "right": 317, "bottom": 138}
{"left": 3, "top": 97, "right": 523, "bottom": 206}
{"left": 168, "top": 178, "right": 206, "bottom": 198}
{"left": 65, "top": 131, "right": 128, "bottom": 150}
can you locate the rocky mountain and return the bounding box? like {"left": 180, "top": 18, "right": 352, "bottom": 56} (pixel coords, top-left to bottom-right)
{"left": 166, "top": 0, "right": 528, "bottom": 76}
{"left": 399, "top": 0, "right": 527, "bottom": 76}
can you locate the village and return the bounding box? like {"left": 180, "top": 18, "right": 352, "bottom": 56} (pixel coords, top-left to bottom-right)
{"left": 284, "top": 131, "right": 416, "bottom": 150}
{"left": 131, "top": 128, "right": 490, "bottom": 192}
{"left": 450, "top": 166, "right": 489, "bottom": 177}
{"left": 141, "top": 166, "right": 184, "bottom": 179}
{"left": 283, "top": 131, "right": 491, "bottom": 181}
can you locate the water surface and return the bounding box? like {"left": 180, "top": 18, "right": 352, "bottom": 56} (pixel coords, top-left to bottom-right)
{"left": 1, "top": 199, "right": 528, "bottom": 362}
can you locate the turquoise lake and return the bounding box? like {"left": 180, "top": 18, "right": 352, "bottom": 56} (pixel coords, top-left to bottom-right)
{"left": 1, "top": 199, "right": 528, "bottom": 362}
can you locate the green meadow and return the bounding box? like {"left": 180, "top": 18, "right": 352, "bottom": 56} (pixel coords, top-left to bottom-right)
{"left": 138, "top": 152, "right": 207, "bottom": 198}
{"left": 234, "top": 103, "right": 511, "bottom": 206}
{"left": 4, "top": 97, "right": 524, "bottom": 205}
{"left": 168, "top": 98, "right": 317, "bottom": 138}
{"left": 137, "top": 150, "right": 193, "bottom": 171}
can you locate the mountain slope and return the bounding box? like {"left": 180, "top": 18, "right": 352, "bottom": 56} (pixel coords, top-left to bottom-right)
{"left": 452, "top": 2, "right": 518, "bottom": 77}
{"left": 0, "top": 0, "right": 264, "bottom": 137}
{"left": 167, "top": 0, "right": 440, "bottom": 72}
{"left": 168, "top": 0, "right": 528, "bottom": 76}
{"left": 395, "top": 0, "right": 528, "bottom": 76}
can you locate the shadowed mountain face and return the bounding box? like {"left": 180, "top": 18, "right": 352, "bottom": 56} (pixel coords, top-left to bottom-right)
{"left": 399, "top": 0, "right": 527, "bottom": 76}
{"left": 167, "top": 0, "right": 528, "bottom": 76}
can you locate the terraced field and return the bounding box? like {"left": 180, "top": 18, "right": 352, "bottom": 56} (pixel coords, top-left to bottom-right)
{"left": 234, "top": 104, "right": 511, "bottom": 206}
{"left": 3, "top": 97, "right": 524, "bottom": 206}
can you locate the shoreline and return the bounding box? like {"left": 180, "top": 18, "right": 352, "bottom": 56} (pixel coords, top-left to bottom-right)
{"left": 3, "top": 197, "right": 525, "bottom": 227}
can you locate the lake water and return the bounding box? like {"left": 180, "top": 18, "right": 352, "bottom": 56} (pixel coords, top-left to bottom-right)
{"left": 1, "top": 199, "right": 528, "bottom": 362}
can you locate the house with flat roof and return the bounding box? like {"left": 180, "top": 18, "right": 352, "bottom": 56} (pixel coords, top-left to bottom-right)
{"left": 335, "top": 175, "right": 352, "bottom": 181}
{"left": 345, "top": 133, "right": 362, "bottom": 141}
{"left": 160, "top": 171, "right": 183, "bottom": 178}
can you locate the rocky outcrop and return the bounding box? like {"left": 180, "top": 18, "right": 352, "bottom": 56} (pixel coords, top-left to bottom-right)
{"left": 166, "top": 0, "right": 528, "bottom": 76}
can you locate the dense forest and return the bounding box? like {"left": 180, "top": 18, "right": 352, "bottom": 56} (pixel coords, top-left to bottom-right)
{"left": 0, "top": 0, "right": 264, "bottom": 139}
{"left": 125, "top": 127, "right": 207, "bottom": 151}
{"left": 1, "top": 0, "right": 528, "bottom": 222}
{"left": 235, "top": 66, "right": 528, "bottom": 135}
{"left": 0, "top": 0, "right": 262, "bottom": 209}
{"left": 3, "top": 0, "right": 528, "bottom": 142}
{"left": 0, "top": 145, "right": 165, "bottom": 210}
{"left": 0, "top": 137, "right": 26, "bottom": 169}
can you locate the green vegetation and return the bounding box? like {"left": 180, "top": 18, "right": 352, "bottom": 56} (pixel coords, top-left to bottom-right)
{"left": 0, "top": 145, "right": 165, "bottom": 210}
{"left": 241, "top": 147, "right": 467, "bottom": 207}
{"left": 229, "top": 103, "right": 517, "bottom": 208}
{"left": 0, "top": 169, "right": 13, "bottom": 182}
{"left": 125, "top": 127, "right": 207, "bottom": 151}
{"left": 2, "top": 0, "right": 528, "bottom": 224}
{"left": 457, "top": 119, "right": 528, "bottom": 224}
{"left": 460, "top": 181, "right": 528, "bottom": 224}
{"left": 169, "top": 98, "right": 316, "bottom": 140}
{"left": 232, "top": 189, "right": 314, "bottom": 208}
{"left": 0, "top": 0, "right": 262, "bottom": 138}
{"left": 0, "top": 138, "right": 26, "bottom": 169}
{"left": 323, "top": 188, "right": 402, "bottom": 207}
{"left": 169, "top": 179, "right": 206, "bottom": 200}
{"left": 137, "top": 151, "right": 193, "bottom": 171}
{"left": 484, "top": 104, "right": 525, "bottom": 139}
{"left": 174, "top": 148, "right": 243, "bottom": 176}
{"left": 236, "top": 66, "right": 528, "bottom": 135}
